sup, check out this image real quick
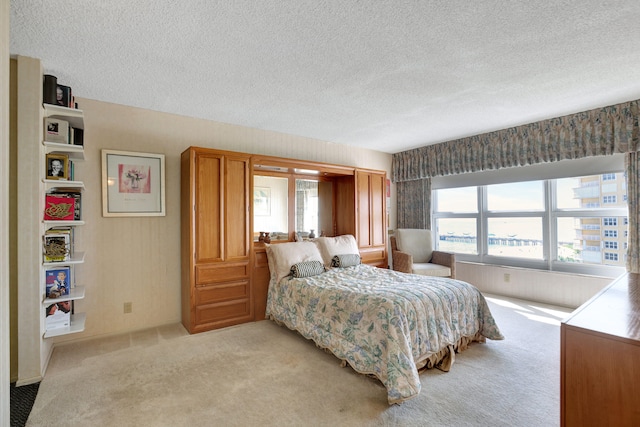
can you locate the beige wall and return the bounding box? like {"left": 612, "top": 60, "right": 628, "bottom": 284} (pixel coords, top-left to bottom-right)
{"left": 56, "top": 98, "right": 393, "bottom": 342}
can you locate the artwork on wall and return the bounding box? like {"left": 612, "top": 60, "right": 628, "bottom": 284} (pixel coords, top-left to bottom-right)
{"left": 101, "top": 149, "right": 166, "bottom": 217}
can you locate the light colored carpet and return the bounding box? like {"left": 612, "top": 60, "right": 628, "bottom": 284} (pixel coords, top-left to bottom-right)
{"left": 26, "top": 294, "right": 573, "bottom": 427}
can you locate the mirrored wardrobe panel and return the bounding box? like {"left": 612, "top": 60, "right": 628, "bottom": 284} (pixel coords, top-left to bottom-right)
{"left": 253, "top": 175, "right": 288, "bottom": 241}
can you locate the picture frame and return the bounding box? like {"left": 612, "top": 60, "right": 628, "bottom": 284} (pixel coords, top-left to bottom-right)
{"left": 101, "top": 149, "right": 166, "bottom": 217}
{"left": 45, "top": 153, "right": 69, "bottom": 180}
{"left": 254, "top": 187, "right": 271, "bottom": 216}
{"left": 56, "top": 84, "right": 72, "bottom": 108}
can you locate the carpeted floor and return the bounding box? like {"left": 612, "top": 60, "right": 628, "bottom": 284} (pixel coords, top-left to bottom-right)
{"left": 10, "top": 382, "right": 40, "bottom": 427}
{"left": 25, "top": 294, "right": 573, "bottom": 426}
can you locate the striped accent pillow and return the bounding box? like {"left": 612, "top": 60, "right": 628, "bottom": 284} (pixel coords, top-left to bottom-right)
{"left": 330, "top": 254, "right": 361, "bottom": 268}
{"left": 289, "top": 260, "right": 326, "bottom": 278}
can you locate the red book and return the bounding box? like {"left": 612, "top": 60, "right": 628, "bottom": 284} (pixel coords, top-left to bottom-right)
{"left": 44, "top": 194, "right": 75, "bottom": 220}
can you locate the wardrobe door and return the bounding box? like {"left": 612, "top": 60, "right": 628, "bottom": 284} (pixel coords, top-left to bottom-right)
{"left": 356, "top": 169, "right": 387, "bottom": 267}
{"left": 182, "top": 147, "right": 252, "bottom": 334}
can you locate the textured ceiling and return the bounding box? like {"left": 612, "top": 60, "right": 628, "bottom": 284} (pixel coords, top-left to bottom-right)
{"left": 10, "top": 1, "right": 640, "bottom": 154}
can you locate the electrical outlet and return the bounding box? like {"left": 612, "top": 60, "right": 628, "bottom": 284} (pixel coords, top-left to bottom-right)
{"left": 503, "top": 273, "right": 511, "bottom": 283}
{"left": 124, "top": 302, "right": 132, "bottom": 314}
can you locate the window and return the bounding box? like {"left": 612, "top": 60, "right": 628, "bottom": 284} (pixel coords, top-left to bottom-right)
{"left": 435, "top": 218, "right": 477, "bottom": 254}
{"left": 604, "top": 241, "right": 618, "bottom": 249}
{"left": 433, "top": 172, "right": 628, "bottom": 275}
{"left": 604, "top": 253, "right": 619, "bottom": 261}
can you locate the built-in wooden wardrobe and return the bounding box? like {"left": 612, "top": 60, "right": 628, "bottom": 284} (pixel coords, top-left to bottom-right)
{"left": 181, "top": 146, "right": 387, "bottom": 333}
{"left": 180, "top": 147, "right": 252, "bottom": 334}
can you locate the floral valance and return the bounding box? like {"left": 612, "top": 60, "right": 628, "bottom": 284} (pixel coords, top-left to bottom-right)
{"left": 392, "top": 99, "right": 640, "bottom": 182}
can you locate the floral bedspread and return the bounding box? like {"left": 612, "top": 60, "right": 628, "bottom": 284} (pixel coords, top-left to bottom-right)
{"left": 266, "top": 264, "right": 504, "bottom": 404}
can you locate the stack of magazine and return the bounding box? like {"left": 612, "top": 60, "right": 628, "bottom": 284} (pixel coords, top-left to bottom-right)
{"left": 43, "top": 226, "right": 75, "bottom": 332}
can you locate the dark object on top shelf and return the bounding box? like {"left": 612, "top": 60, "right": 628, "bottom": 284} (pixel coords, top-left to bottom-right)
{"left": 43, "top": 74, "right": 57, "bottom": 105}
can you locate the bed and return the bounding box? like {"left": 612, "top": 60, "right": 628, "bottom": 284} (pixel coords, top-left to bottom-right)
{"left": 265, "top": 236, "right": 504, "bottom": 404}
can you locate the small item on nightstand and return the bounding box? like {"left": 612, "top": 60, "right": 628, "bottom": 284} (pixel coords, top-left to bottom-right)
{"left": 309, "top": 229, "right": 315, "bottom": 239}
{"left": 264, "top": 232, "right": 271, "bottom": 243}
{"left": 258, "top": 231, "right": 265, "bottom": 243}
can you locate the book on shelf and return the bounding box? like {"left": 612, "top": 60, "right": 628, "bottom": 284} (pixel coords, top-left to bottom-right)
{"left": 70, "top": 127, "right": 84, "bottom": 146}
{"left": 48, "top": 190, "right": 81, "bottom": 221}
{"left": 67, "top": 191, "right": 81, "bottom": 221}
{"left": 45, "top": 226, "right": 74, "bottom": 252}
{"left": 43, "top": 193, "right": 75, "bottom": 220}
{"left": 45, "top": 266, "right": 71, "bottom": 299}
{"left": 44, "top": 118, "right": 69, "bottom": 144}
{"left": 45, "top": 300, "right": 71, "bottom": 331}
{"left": 43, "top": 232, "right": 71, "bottom": 262}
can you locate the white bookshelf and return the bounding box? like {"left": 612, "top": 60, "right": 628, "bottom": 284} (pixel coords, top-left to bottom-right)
{"left": 41, "top": 104, "right": 87, "bottom": 339}
{"left": 43, "top": 313, "right": 86, "bottom": 338}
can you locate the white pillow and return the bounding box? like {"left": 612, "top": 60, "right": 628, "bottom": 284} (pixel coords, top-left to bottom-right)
{"left": 314, "top": 235, "right": 360, "bottom": 266}
{"left": 265, "top": 241, "right": 324, "bottom": 283}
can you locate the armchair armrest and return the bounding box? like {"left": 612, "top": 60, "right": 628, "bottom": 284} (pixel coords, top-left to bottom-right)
{"left": 391, "top": 250, "right": 413, "bottom": 274}
{"left": 431, "top": 251, "right": 456, "bottom": 279}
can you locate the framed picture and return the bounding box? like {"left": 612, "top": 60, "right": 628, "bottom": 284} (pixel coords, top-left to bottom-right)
{"left": 45, "top": 153, "right": 69, "bottom": 180}
{"left": 254, "top": 187, "right": 271, "bottom": 216}
{"left": 101, "top": 149, "right": 166, "bottom": 217}
{"left": 56, "top": 84, "right": 71, "bottom": 108}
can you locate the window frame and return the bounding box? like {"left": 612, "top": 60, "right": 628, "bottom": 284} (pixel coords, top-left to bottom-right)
{"left": 433, "top": 175, "right": 628, "bottom": 277}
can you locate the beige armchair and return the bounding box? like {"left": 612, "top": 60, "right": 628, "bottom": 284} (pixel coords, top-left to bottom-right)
{"left": 390, "top": 228, "right": 456, "bottom": 278}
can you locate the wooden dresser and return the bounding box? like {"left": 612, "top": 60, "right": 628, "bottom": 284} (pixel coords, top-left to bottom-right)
{"left": 182, "top": 146, "right": 387, "bottom": 333}
{"left": 560, "top": 273, "right": 640, "bottom": 426}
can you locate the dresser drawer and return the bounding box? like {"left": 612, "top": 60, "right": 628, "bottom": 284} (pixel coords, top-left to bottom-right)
{"left": 195, "top": 280, "right": 250, "bottom": 305}
{"left": 195, "top": 262, "right": 249, "bottom": 285}
{"left": 195, "top": 298, "right": 252, "bottom": 326}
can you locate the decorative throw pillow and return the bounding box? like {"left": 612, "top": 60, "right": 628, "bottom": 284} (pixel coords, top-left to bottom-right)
{"left": 266, "top": 241, "right": 324, "bottom": 283}
{"left": 289, "top": 260, "right": 326, "bottom": 278}
{"left": 330, "top": 254, "right": 361, "bottom": 268}
{"left": 315, "top": 235, "right": 360, "bottom": 266}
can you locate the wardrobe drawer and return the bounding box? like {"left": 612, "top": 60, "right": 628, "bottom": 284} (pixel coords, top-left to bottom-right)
{"left": 195, "top": 262, "right": 249, "bottom": 285}
{"left": 195, "top": 299, "right": 252, "bottom": 325}
{"left": 195, "top": 280, "right": 250, "bottom": 305}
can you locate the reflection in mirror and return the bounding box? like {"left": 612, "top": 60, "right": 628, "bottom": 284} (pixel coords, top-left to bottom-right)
{"left": 254, "top": 175, "right": 288, "bottom": 241}
{"left": 296, "top": 180, "right": 319, "bottom": 237}
{"left": 295, "top": 179, "right": 334, "bottom": 238}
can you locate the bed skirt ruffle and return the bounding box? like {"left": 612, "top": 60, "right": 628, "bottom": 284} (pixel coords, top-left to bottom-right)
{"left": 270, "top": 315, "right": 486, "bottom": 402}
